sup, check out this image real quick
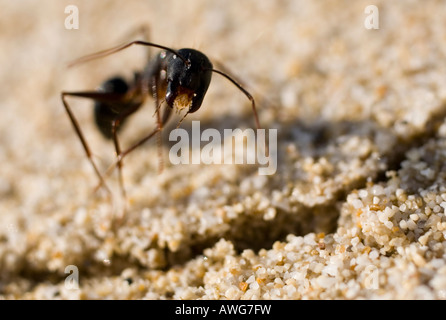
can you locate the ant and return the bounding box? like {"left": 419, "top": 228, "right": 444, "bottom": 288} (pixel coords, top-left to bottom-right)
{"left": 61, "top": 39, "right": 261, "bottom": 199}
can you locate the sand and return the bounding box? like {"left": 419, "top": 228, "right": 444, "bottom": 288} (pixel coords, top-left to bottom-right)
{"left": 1, "top": 0, "right": 446, "bottom": 299}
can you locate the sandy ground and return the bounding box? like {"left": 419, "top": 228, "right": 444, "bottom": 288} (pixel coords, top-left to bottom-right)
{"left": 1, "top": 0, "right": 446, "bottom": 299}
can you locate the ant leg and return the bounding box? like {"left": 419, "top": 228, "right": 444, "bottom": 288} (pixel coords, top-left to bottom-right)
{"left": 61, "top": 91, "right": 134, "bottom": 194}
{"left": 156, "top": 99, "right": 164, "bottom": 174}
{"left": 61, "top": 92, "right": 112, "bottom": 195}
{"left": 140, "top": 66, "right": 164, "bottom": 173}
{"left": 111, "top": 117, "right": 126, "bottom": 199}
{"left": 98, "top": 105, "right": 172, "bottom": 186}
{"left": 107, "top": 99, "right": 142, "bottom": 199}
{"left": 151, "top": 78, "right": 165, "bottom": 174}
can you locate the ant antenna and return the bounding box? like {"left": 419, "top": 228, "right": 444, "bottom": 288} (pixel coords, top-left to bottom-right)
{"left": 209, "top": 68, "right": 268, "bottom": 157}
{"left": 209, "top": 69, "right": 261, "bottom": 130}
{"left": 67, "top": 40, "right": 190, "bottom": 67}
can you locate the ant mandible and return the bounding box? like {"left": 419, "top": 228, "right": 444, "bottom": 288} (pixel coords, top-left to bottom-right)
{"left": 61, "top": 40, "right": 261, "bottom": 198}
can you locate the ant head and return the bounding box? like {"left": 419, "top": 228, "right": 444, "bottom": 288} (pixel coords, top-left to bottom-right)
{"left": 165, "top": 48, "right": 213, "bottom": 114}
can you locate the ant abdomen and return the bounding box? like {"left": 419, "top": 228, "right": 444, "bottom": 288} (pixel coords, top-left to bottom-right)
{"left": 94, "top": 77, "right": 129, "bottom": 139}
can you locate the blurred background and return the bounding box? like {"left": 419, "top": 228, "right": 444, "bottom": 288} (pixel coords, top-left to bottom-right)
{"left": 1, "top": 0, "right": 446, "bottom": 299}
